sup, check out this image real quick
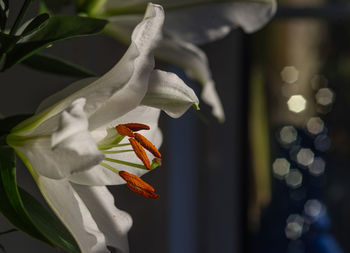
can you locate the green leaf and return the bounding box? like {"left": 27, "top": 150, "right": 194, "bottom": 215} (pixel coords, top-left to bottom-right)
{"left": 0, "top": 0, "right": 9, "bottom": 31}
{"left": 18, "top": 188, "right": 80, "bottom": 252}
{"left": 0, "top": 146, "right": 48, "bottom": 242}
{"left": 21, "top": 13, "right": 50, "bottom": 37}
{"left": 4, "top": 15, "right": 107, "bottom": 70}
{"left": 22, "top": 53, "right": 97, "bottom": 78}
{"left": 0, "top": 146, "right": 81, "bottom": 253}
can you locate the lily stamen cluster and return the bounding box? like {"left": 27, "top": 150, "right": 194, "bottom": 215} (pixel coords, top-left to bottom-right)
{"left": 116, "top": 123, "right": 161, "bottom": 170}
{"left": 114, "top": 123, "right": 162, "bottom": 198}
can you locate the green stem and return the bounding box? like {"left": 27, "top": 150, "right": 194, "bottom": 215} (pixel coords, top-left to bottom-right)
{"left": 98, "top": 142, "right": 131, "bottom": 150}
{"left": 100, "top": 162, "right": 119, "bottom": 174}
{"left": 113, "top": 143, "right": 130, "bottom": 147}
{"left": 101, "top": 149, "right": 133, "bottom": 154}
{"left": 10, "top": 0, "right": 33, "bottom": 35}
{"left": 104, "top": 157, "right": 146, "bottom": 170}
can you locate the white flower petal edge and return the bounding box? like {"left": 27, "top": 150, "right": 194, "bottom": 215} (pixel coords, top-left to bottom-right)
{"left": 8, "top": 4, "right": 199, "bottom": 253}
{"left": 72, "top": 185, "right": 133, "bottom": 252}
{"left": 141, "top": 69, "right": 200, "bottom": 118}
{"left": 37, "top": 177, "right": 110, "bottom": 253}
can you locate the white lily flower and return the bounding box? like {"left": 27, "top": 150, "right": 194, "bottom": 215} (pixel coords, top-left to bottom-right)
{"left": 7, "top": 3, "right": 199, "bottom": 253}
{"left": 78, "top": 0, "right": 277, "bottom": 122}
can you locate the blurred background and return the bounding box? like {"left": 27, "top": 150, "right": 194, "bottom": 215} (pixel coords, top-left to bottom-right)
{"left": 248, "top": 0, "right": 350, "bottom": 253}
{"left": 1, "top": 0, "right": 350, "bottom": 253}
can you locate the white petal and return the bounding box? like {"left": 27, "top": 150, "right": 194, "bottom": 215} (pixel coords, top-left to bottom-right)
{"left": 37, "top": 176, "right": 109, "bottom": 253}
{"left": 141, "top": 69, "right": 199, "bottom": 118}
{"left": 15, "top": 99, "right": 104, "bottom": 179}
{"left": 12, "top": 3, "right": 165, "bottom": 135}
{"left": 72, "top": 185, "right": 132, "bottom": 253}
{"left": 51, "top": 98, "right": 89, "bottom": 147}
{"left": 164, "top": 1, "right": 277, "bottom": 44}
{"left": 12, "top": 43, "right": 138, "bottom": 136}
{"left": 87, "top": 3, "right": 165, "bottom": 131}
{"left": 201, "top": 80, "right": 225, "bottom": 123}
{"left": 156, "top": 37, "right": 225, "bottom": 121}
{"left": 69, "top": 106, "right": 162, "bottom": 186}
{"left": 92, "top": 105, "right": 162, "bottom": 144}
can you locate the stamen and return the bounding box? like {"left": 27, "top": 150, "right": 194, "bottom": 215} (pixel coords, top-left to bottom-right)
{"left": 122, "top": 123, "right": 150, "bottom": 131}
{"left": 104, "top": 157, "right": 147, "bottom": 170}
{"left": 101, "top": 149, "right": 134, "bottom": 154}
{"left": 116, "top": 124, "right": 135, "bottom": 137}
{"left": 100, "top": 162, "right": 119, "bottom": 174}
{"left": 119, "top": 171, "right": 159, "bottom": 199}
{"left": 129, "top": 138, "right": 151, "bottom": 169}
{"left": 134, "top": 133, "right": 161, "bottom": 158}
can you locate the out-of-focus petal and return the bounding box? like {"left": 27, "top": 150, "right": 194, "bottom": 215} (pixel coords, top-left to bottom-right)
{"left": 103, "top": 0, "right": 276, "bottom": 45}
{"left": 72, "top": 185, "right": 133, "bottom": 253}
{"left": 163, "top": 0, "right": 277, "bottom": 44}
{"left": 156, "top": 37, "right": 225, "bottom": 121}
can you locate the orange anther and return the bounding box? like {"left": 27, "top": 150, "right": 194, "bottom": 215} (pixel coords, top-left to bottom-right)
{"left": 119, "top": 171, "right": 159, "bottom": 199}
{"left": 123, "top": 123, "right": 150, "bottom": 131}
{"left": 129, "top": 138, "right": 151, "bottom": 169}
{"left": 134, "top": 133, "right": 161, "bottom": 158}
{"left": 116, "top": 124, "right": 135, "bottom": 137}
